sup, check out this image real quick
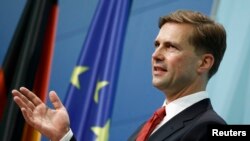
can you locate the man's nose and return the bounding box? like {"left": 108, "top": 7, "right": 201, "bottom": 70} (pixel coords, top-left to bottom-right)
{"left": 152, "top": 48, "right": 164, "bottom": 61}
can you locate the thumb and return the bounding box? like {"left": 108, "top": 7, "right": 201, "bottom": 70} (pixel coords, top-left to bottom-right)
{"left": 49, "top": 91, "right": 64, "bottom": 110}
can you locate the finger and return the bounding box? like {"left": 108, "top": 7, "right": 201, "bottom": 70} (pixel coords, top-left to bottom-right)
{"left": 12, "top": 89, "right": 36, "bottom": 111}
{"left": 49, "top": 91, "right": 64, "bottom": 110}
{"left": 21, "top": 108, "right": 36, "bottom": 127}
{"left": 12, "top": 90, "right": 34, "bottom": 111}
{"left": 19, "top": 87, "right": 43, "bottom": 106}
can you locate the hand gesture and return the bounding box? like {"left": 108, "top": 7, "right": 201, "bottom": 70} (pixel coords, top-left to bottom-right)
{"left": 12, "top": 87, "right": 70, "bottom": 141}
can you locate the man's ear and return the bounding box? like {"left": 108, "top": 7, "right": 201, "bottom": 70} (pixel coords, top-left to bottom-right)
{"left": 197, "top": 54, "right": 214, "bottom": 74}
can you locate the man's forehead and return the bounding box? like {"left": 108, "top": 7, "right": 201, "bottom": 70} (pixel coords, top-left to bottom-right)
{"left": 156, "top": 23, "right": 194, "bottom": 42}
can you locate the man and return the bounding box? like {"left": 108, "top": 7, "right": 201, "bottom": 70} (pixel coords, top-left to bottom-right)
{"left": 12, "top": 10, "right": 227, "bottom": 141}
{"left": 128, "top": 10, "right": 226, "bottom": 141}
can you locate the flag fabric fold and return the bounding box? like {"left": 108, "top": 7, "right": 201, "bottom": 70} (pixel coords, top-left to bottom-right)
{"left": 0, "top": 0, "right": 58, "bottom": 141}
{"left": 64, "top": 0, "right": 132, "bottom": 140}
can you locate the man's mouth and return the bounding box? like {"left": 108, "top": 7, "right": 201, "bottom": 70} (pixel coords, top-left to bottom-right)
{"left": 153, "top": 66, "right": 167, "bottom": 75}
{"left": 154, "top": 66, "right": 167, "bottom": 71}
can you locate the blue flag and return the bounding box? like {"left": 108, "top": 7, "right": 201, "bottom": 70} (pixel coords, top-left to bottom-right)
{"left": 64, "top": 0, "right": 132, "bottom": 140}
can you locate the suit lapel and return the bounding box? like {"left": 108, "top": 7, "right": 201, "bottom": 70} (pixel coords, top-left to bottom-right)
{"left": 148, "top": 98, "right": 212, "bottom": 141}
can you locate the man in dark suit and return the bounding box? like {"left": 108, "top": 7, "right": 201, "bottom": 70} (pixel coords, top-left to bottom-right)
{"left": 12, "top": 10, "right": 227, "bottom": 141}
{"left": 127, "top": 10, "right": 227, "bottom": 141}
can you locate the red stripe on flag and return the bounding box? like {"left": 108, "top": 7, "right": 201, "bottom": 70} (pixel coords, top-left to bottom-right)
{"left": 0, "top": 69, "right": 7, "bottom": 121}
{"left": 33, "top": 3, "right": 59, "bottom": 101}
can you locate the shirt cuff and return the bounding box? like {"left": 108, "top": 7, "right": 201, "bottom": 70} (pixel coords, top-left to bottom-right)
{"left": 60, "top": 128, "right": 73, "bottom": 141}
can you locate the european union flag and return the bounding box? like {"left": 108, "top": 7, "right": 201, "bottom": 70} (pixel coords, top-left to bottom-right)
{"left": 64, "top": 0, "right": 132, "bottom": 140}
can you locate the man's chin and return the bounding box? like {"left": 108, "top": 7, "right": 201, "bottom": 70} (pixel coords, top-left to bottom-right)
{"left": 152, "top": 81, "right": 164, "bottom": 89}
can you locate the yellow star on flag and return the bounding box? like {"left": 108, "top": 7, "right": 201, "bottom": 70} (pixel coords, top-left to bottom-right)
{"left": 94, "top": 81, "right": 109, "bottom": 103}
{"left": 70, "top": 66, "right": 88, "bottom": 89}
{"left": 91, "top": 120, "right": 110, "bottom": 141}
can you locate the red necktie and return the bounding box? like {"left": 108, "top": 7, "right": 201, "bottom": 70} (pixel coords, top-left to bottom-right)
{"left": 136, "top": 106, "right": 166, "bottom": 141}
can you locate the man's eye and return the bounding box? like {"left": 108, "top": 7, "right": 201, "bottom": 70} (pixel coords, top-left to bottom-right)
{"left": 166, "top": 44, "right": 175, "bottom": 48}
{"left": 154, "top": 42, "right": 159, "bottom": 48}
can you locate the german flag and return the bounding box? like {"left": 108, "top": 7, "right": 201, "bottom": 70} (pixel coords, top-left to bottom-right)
{"left": 0, "top": 0, "right": 58, "bottom": 141}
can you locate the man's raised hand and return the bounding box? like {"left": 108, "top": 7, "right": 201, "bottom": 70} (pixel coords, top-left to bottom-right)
{"left": 12, "top": 87, "right": 70, "bottom": 141}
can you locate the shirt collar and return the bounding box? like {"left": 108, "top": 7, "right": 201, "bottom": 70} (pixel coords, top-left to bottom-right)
{"left": 163, "top": 91, "right": 208, "bottom": 122}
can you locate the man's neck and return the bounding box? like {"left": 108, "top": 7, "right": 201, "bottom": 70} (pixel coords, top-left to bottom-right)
{"left": 164, "top": 81, "right": 206, "bottom": 103}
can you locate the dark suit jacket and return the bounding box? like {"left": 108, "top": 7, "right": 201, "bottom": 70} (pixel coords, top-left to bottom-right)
{"left": 128, "top": 98, "right": 226, "bottom": 141}
{"left": 70, "top": 136, "right": 76, "bottom": 141}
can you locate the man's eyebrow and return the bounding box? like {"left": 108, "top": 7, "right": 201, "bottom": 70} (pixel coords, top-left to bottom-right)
{"left": 154, "top": 39, "right": 180, "bottom": 47}
{"left": 163, "top": 41, "right": 180, "bottom": 47}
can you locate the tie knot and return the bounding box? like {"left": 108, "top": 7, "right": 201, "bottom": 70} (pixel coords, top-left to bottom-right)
{"left": 136, "top": 106, "right": 166, "bottom": 141}
{"left": 155, "top": 106, "right": 166, "bottom": 119}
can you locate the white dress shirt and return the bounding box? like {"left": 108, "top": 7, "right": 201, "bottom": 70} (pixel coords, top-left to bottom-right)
{"left": 60, "top": 128, "right": 73, "bottom": 141}
{"left": 152, "top": 91, "right": 208, "bottom": 134}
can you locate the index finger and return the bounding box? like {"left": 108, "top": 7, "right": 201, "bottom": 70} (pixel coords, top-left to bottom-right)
{"left": 19, "top": 87, "right": 43, "bottom": 106}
